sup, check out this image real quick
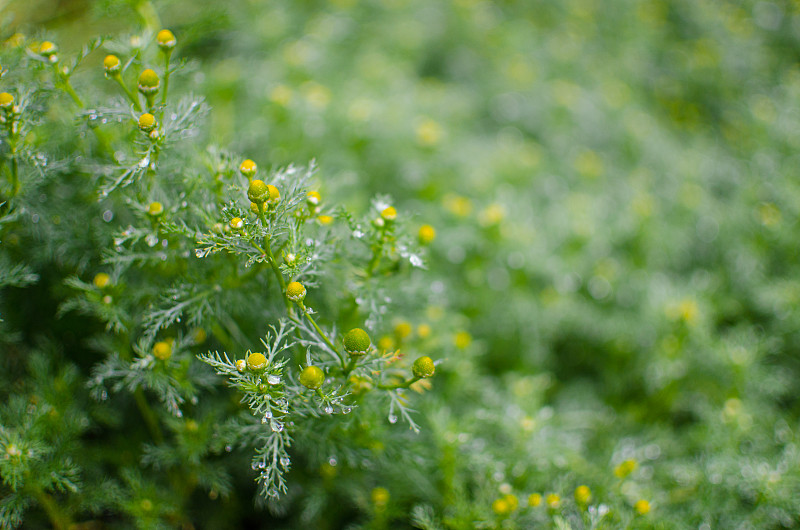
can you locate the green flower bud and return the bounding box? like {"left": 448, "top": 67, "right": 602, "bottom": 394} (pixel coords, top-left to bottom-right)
{"left": 299, "top": 365, "right": 324, "bottom": 389}
{"left": 412, "top": 356, "right": 435, "bottom": 378}
{"left": 343, "top": 328, "right": 371, "bottom": 355}
{"left": 248, "top": 179, "right": 270, "bottom": 203}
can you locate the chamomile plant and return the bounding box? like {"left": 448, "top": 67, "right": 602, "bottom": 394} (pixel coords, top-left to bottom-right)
{"left": 0, "top": 21, "right": 439, "bottom": 528}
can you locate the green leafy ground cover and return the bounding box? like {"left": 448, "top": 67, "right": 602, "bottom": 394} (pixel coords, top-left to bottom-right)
{"left": 2, "top": 0, "right": 800, "bottom": 528}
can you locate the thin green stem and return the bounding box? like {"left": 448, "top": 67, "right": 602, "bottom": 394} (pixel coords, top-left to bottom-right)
{"left": 298, "top": 302, "right": 340, "bottom": 358}
{"left": 135, "top": 0, "right": 161, "bottom": 32}
{"left": 113, "top": 74, "right": 142, "bottom": 112}
{"left": 134, "top": 388, "right": 164, "bottom": 444}
{"left": 161, "top": 50, "right": 172, "bottom": 108}
{"left": 33, "top": 489, "right": 72, "bottom": 530}
{"left": 378, "top": 376, "right": 420, "bottom": 390}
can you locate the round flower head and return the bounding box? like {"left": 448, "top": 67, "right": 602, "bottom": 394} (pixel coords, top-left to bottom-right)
{"left": 156, "top": 29, "right": 177, "bottom": 51}
{"left": 574, "top": 485, "right": 591, "bottom": 505}
{"left": 103, "top": 54, "right": 121, "bottom": 74}
{"left": 39, "top": 41, "right": 57, "bottom": 56}
{"left": 240, "top": 159, "right": 257, "bottom": 178}
{"left": 418, "top": 224, "right": 436, "bottom": 245}
{"left": 492, "top": 498, "right": 511, "bottom": 516}
{"left": 380, "top": 206, "right": 397, "bottom": 222}
{"left": 138, "top": 69, "right": 160, "bottom": 95}
{"left": 412, "top": 356, "right": 435, "bottom": 378}
{"left": 147, "top": 202, "right": 164, "bottom": 216}
{"left": 247, "top": 351, "right": 267, "bottom": 370}
{"left": 286, "top": 281, "right": 306, "bottom": 302}
{"left": 230, "top": 217, "right": 243, "bottom": 230}
{"left": 93, "top": 273, "right": 111, "bottom": 289}
{"left": 152, "top": 341, "right": 172, "bottom": 360}
{"left": 266, "top": 184, "right": 280, "bottom": 205}
{"left": 528, "top": 493, "right": 542, "bottom": 507}
{"left": 371, "top": 487, "right": 390, "bottom": 509}
{"left": 247, "top": 179, "right": 269, "bottom": 203}
{"left": 546, "top": 493, "right": 560, "bottom": 509}
{"left": 343, "top": 328, "right": 371, "bottom": 355}
{"left": 634, "top": 499, "right": 651, "bottom": 515}
{"left": 299, "top": 365, "right": 324, "bottom": 389}
{"left": 306, "top": 191, "right": 321, "bottom": 206}
{"left": 235, "top": 359, "right": 246, "bottom": 372}
{"left": 138, "top": 113, "right": 157, "bottom": 131}
{"left": 317, "top": 215, "right": 333, "bottom": 225}
{"left": 0, "top": 92, "right": 14, "bottom": 109}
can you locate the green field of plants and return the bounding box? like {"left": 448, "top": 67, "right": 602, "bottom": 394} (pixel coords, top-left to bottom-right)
{"left": 2, "top": 0, "right": 800, "bottom": 528}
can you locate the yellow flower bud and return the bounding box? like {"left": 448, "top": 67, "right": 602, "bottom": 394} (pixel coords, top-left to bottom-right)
{"left": 156, "top": 29, "right": 177, "bottom": 51}
{"left": 138, "top": 113, "right": 157, "bottom": 132}
{"left": 247, "top": 352, "right": 267, "bottom": 370}
{"left": 371, "top": 487, "right": 390, "bottom": 510}
{"left": 266, "top": 184, "right": 280, "bottom": 205}
{"left": 634, "top": 499, "right": 650, "bottom": 515}
{"left": 317, "top": 215, "right": 333, "bottom": 225}
{"left": 153, "top": 341, "right": 172, "bottom": 360}
{"left": 492, "top": 498, "right": 511, "bottom": 516}
{"left": 235, "top": 359, "right": 246, "bottom": 372}
{"left": 0, "top": 92, "right": 14, "bottom": 109}
{"left": 39, "top": 41, "right": 57, "bottom": 56}
{"left": 380, "top": 206, "right": 397, "bottom": 221}
{"left": 418, "top": 224, "right": 436, "bottom": 245}
{"left": 528, "top": 493, "right": 542, "bottom": 507}
{"left": 614, "top": 459, "right": 637, "bottom": 479}
{"left": 147, "top": 202, "right": 164, "bottom": 216}
{"left": 286, "top": 281, "right": 306, "bottom": 302}
{"left": 138, "top": 69, "right": 160, "bottom": 95}
{"left": 306, "top": 191, "right": 321, "bottom": 205}
{"left": 93, "top": 273, "right": 111, "bottom": 289}
{"left": 230, "top": 217, "right": 243, "bottom": 230}
{"left": 240, "top": 159, "right": 257, "bottom": 177}
{"left": 394, "top": 321, "right": 412, "bottom": 340}
{"left": 412, "top": 356, "right": 435, "bottom": 378}
{"left": 103, "top": 54, "right": 121, "bottom": 74}
{"left": 574, "top": 485, "right": 591, "bottom": 505}
{"left": 546, "top": 494, "right": 560, "bottom": 509}
{"left": 298, "top": 365, "right": 324, "bottom": 389}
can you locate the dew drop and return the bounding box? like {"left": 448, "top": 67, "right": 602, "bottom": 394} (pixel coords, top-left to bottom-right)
{"left": 388, "top": 414, "right": 398, "bottom": 424}
{"left": 342, "top": 407, "right": 351, "bottom": 414}
{"left": 328, "top": 457, "right": 337, "bottom": 466}
{"left": 271, "top": 422, "right": 284, "bottom": 433}
{"left": 195, "top": 249, "right": 205, "bottom": 258}
{"left": 258, "top": 461, "right": 266, "bottom": 469}
{"left": 261, "top": 416, "right": 268, "bottom": 424}
{"left": 267, "top": 375, "right": 280, "bottom": 385}
{"left": 324, "top": 405, "right": 333, "bottom": 415}
{"left": 99, "top": 390, "right": 108, "bottom": 401}
{"left": 225, "top": 445, "right": 232, "bottom": 452}
{"left": 280, "top": 457, "right": 290, "bottom": 468}
{"left": 145, "top": 234, "right": 158, "bottom": 247}
{"left": 139, "top": 155, "right": 150, "bottom": 168}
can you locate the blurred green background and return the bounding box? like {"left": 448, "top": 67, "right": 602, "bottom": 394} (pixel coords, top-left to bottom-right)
{"left": 7, "top": 0, "right": 800, "bottom": 526}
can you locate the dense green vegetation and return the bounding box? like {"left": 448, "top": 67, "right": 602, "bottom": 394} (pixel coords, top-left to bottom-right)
{"left": 2, "top": 0, "right": 800, "bottom": 528}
